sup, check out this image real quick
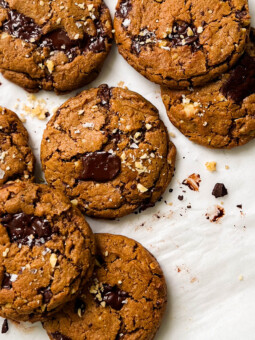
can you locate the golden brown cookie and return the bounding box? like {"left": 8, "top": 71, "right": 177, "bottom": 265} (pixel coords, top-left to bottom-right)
{"left": 43, "top": 233, "right": 167, "bottom": 340}
{"left": 0, "top": 182, "right": 95, "bottom": 322}
{"left": 0, "top": 106, "right": 35, "bottom": 185}
{"left": 114, "top": 0, "right": 250, "bottom": 89}
{"left": 161, "top": 28, "right": 255, "bottom": 149}
{"left": 0, "top": 0, "right": 112, "bottom": 93}
{"left": 41, "top": 85, "right": 176, "bottom": 219}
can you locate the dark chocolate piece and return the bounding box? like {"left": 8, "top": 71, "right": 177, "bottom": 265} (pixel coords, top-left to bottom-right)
{"left": 74, "top": 298, "right": 86, "bottom": 316}
{"left": 116, "top": 0, "right": 132, "bottom": 18}
{"left": 1, "top": 319, "right": 8, "bottom": 334}
{"left": 3, "top": 8, "right": 42, "bottom": 42}
{"left": 1, "top": 213, "right": 56, "bottom": 247}
{"left": 99, "top": 284, "right": 129, "bottom": 310}
{"left": 221, "top": 53, "right": 255, "bottom": 103}
{"left": 212, "top": 183, "right": 228, "bottom": 198}
{"left": 98, "top": 84, "right": 112, "bottom": 107}
{"left": 168, "top": 21, "right": 201, "bottom": 50}
{"left": 38, "top": 287, "right": 53, "bottom": 304}
{"left": 1, "top": 272, "right": 12, "bottom": 290}
{"left": 51, "top": 332, "right": 71, "bottom": 340}
{"left": 178, "top": 195, "right": 184, "bottom": 201}
{"left": 79, "top": 152, "right": 121, "bottom": 182}
{"left": 236, "top": 204, "right": 242, "bottom": 209}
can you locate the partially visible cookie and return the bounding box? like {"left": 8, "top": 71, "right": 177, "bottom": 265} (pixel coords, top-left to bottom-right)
{"left": 0, "top": 182, "right": 95, "bottom": 322}
{"left": 41, "top": 85, "right": 176, "bottom": 219}
{"left": 43, "top": 233, "right": 167, "bottom": 340}
{"left": 114, "top": 0, "right": 250, "bottom": 89}
{"left": 161, "top": 29, "right": 255, "bottom": 149}
{"left": 0, "top": 0, "right": 112, "bottom": 93}
{"left": 0, "top": 106, "right": 35, "bottom": 185}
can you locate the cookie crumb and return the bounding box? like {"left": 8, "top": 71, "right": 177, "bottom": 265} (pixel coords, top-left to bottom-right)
{"left": 205, "top": 161, "right": 216, "bottom": 172}
{"left": 238, "top": 275, "right": 244, "bottom": 281}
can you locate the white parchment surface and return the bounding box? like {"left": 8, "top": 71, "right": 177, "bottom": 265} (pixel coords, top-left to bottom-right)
{"left": 0, "top": 1, "right": 255, "bottom": 339}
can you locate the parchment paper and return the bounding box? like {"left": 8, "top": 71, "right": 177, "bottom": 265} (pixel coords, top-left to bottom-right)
{"left": 0, "top": 1, "right": 255, "bottom": 339}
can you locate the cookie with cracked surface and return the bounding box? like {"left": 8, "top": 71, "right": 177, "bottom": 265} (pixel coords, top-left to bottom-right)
{"left": 0, "top": 106, "right": 35, "bottom": 185}
{"left": 43, "top": 233, "right": 167, "bottom": 340}
{"left": 0, "top": 182, "right": 95, "bottom": 322}
{"left": 0, "top": 0, "right": 112, "bottom": 93}
{"left": 161, "top": 28, "right": 255, "bottom": 149}
{"left": 41, "top": 85, "right": 176, "bottom": 219}
{"left": 114, "top": 0, "right": 250, "bottom": 89}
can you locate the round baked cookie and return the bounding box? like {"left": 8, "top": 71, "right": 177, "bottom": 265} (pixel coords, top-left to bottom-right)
{"left": 114, "top": 0, "right": 250, "bottom": 89}
{"left": 41, "top": 85, "right": 176, "bottom": 219}
{"left": 0, "top": 182, "right": 95, "bottom": 322}
{"left": 0, "top": 106, "right": 35, "bottom": 185}
{"left": 43, "top": 233, "right": 167, "bottom": 340}
{"left": 0, "top": 0, "right": 112, "bottom": 93}
{"left": 161, "top": 28, "right": 255, "bottom": 149}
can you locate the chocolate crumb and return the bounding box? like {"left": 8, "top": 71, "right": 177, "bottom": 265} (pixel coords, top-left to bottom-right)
{"left": 212, "top": 183, "right": 228, "bottom": 198}
{"left": 236, "top": 204, "right": 242, "bottom": 209}
{"left": 178, "top": 195, "right": 183, "bottom": 201}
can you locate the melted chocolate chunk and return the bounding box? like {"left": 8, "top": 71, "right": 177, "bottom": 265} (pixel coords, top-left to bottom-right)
{"left": 38, "top": 287, "right": 53, "bottom": 304}
{"left": 100, "top": 284, "right": 129, "bottom": 310}
{"left": 168, "top": 22, "right": 200, "bottom": 50}
{"left": 131, "top": 29, "right": 156, "bottom": 55}
{"left": 51, "top": 332, "right": 71, "bottom": 340}
{"left": 1, "top": 3, "right": 107, "bottom": 61}
{"left": 79, "top": 152, "right": 121, "bottom": 182}
{"left": 1, "top": 272, "right": 12, "bottom": 290}
{"left": 74, "top": 298, "right": 86, "bottom": 316}
{"left": 212, "top": 183, "right": 228, "bottom": 198}
{"left": 211, "top": 206, "right": 225, "bottom": 222}
{"left": 2, "top": 8, "right": 42, "bottom": 42}
{"left": 116, "top": 0, "right": 132, "bottom": 18}
{"left": 220, "top": 53, "right": 255, "bottom": 103}
{"left": 98, "top": 84, "right": 112, "bottom": 107}
{"left": 1, "top": 213, "right": 56, "bottom": 247}
{"left": 1, "top": 319, "right": 8, "bottom": 334}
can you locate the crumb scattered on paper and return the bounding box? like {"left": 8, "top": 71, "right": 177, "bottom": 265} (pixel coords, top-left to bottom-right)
{"left": 205, "top": 161, "right": 217, "bottom": 172}
{"left": 21, "top": 94, "right": 50, "bottom": 120}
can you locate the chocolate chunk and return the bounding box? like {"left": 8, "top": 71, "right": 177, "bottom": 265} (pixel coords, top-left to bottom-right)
{"left": 1, "top": 319, "right": 8, "bottom": 334}
{"left": 168, "top": 22, "right": 201, "bottom": 50}
{"left": 79, "top": 152, "right": 121, "bottom": 182}
{"left": 236, "top": 204, "right": 242, "bottom": 209}
{"left": 51, "top": 332, "right": 71, "bottom": 340}
{"left": 3, "top": 8, "right": 42, "bottom": 42}
{"left": 98, "top": 84, "right": 112, "bottom": 107}
{"left": 74, "top": 298, "right": 86, "bottom": 316}
{"left": 2, "top": 272, "right": 12, "bottom": 290}
{"left": 100, "top": 284, "right": 129, "bottom": 310}
{"left": 178, "top": 195, "right": 184, "bottom": 201}
{"left": 131, "top": 30, "right": 156, "bottom": 55}
{"left": 221, "top": 53, "right": 255, "bottom": 103}
{"left": 38, "top": 287, "right": 53, "bottom": 304}
{"left": 1, "top": 213, "right": 55, "bottom": 247}
{"left": 235, "top": 9, "right": 247, "bottom": 19}
{"left": 212, "top": 183, "right": 228, "bottom": 198}
{"left": 116, "top": 0, "right": 132, "bottom": 18}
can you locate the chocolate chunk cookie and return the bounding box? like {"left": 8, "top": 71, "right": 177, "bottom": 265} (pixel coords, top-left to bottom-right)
{"left": 43, "top": 233, "right": 167, "bottom": 340}
{"left": 161, "top": 28, "right": 255, "bottom": 149}
{"left": 114, "top": 0, "right": 250, "bottom": 89}
{"left": 0, "top": 182, "right": 95, "bottom": 322}
{"left": 0, "top": 0, "right": 112, "bottom": 93}
{"left": 0, "top": 106, "right": 35, "bottom": 185}
{"left": 41, "top": 85, "right": 176, "bottom": 219}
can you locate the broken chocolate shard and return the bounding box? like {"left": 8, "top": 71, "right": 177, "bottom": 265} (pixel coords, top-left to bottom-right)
{"left": 79, "top": 152, "right": 121, "bottom": 182}
{"left": 1, "top": 319, "right": 8, "bottom": 334}
{"left": 212, "top": 183, "right": 228, "bottom": 198}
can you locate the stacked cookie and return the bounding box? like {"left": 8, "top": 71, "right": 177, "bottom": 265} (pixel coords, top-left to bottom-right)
{"left": 114, "top": 0, "right": 254, "bottom": 149}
